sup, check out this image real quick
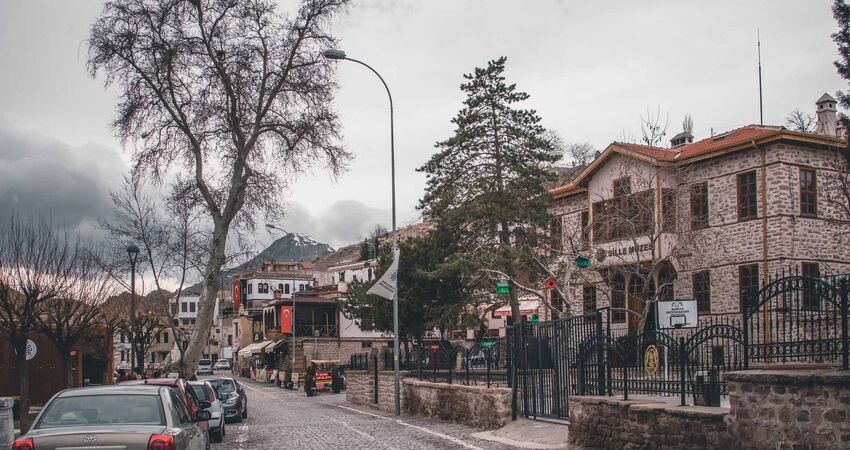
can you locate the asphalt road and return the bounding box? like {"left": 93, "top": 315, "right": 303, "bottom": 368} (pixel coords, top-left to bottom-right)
{"left": 202, "top": 374, "right": 517, "bottom": 450}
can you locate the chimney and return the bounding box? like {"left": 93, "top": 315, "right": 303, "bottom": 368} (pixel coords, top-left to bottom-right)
{"left": 670, "top": 131, "right": 694, "bottom": 148}
{"left": 816, "top": 93, "right": 838, "bottom": 136}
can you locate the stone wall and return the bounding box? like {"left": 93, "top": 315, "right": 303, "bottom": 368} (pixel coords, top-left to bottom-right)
{"left": 568, "top": 396, "right": 732, "bottom": 450}
{"left": 726, "top": 369, "right": 850, "bottom": 450}
{"left": 402, "top": 379, "right": 512, "bottom": 430}
{"left": 345, "top": 372, "right": 512, "bottom": 429}
{"left": 345, "top": 370, "right": 412, "bottom": 414}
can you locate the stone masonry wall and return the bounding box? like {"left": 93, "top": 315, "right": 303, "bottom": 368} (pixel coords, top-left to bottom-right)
{"left": 345, "top": 370, "right": 412, "bottom": 414}
{"left": 568, "top": 396, "right": 731, "bottom": 450}
{"left": 346, "top": 371, "right": 512, "bottom": 429}
{"left": 726, "top": 370, "right": 850, "bottom": 450}
{"left": 402, "top": 379, "right": 512, "bottom": 430}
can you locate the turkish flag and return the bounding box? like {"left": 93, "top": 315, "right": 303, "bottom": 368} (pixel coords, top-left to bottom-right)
{"left": 232, "top": 280, "right": 241, "bottom": 311}
{"left": 281, "top": 306, "right": 292, "bottom": 334}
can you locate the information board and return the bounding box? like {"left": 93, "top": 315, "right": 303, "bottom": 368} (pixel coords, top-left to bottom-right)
{"left": 656, "top": 299, "right": 698, "bottom": 329}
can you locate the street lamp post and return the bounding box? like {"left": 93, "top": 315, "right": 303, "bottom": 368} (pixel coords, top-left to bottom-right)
{"left": 127, "top": 244, "right": 140, "bottom": 376}
{"left": 323, "top": 49, "right": 401, "bottom": 416}
{"left": 266, "top": 223, "right": 298, "bottom": 386}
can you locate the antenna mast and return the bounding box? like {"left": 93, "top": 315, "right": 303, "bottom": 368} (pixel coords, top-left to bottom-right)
{"left": 758, "top": 29, "right": 764, "bottom": 125}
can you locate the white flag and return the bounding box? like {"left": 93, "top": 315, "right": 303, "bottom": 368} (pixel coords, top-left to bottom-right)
{"left": 367, "top": 248, "right": 400, "bottom": 300}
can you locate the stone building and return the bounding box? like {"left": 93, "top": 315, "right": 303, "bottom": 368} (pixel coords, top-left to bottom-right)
{"left": 549, "top": 108, "right": 849, "bottom": 331}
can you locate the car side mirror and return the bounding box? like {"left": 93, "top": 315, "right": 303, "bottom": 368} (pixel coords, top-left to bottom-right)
{"left": 199, "top": 400, "right": 211, "bottom": 410}
{"left": 196, "top": 410, "right": 211, "bottom": 422}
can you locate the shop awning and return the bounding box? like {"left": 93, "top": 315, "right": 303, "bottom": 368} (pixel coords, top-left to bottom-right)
{"left": 492, "top": 300, "right": 539, "bottom": 318}
{"left": 237, "top": 341, "right": 268, "bottom": 356}
{"left": 250, "top": 340, "right": 274, "bottom": 354}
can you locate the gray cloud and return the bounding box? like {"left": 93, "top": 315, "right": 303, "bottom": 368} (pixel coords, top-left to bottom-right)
{"left": 258, "top": 200, "right": 397, "bottom": 249}
{"left": 0, "top": 119, "right": 126, "bottom": 235}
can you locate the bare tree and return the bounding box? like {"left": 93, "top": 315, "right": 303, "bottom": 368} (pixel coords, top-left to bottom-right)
{"left": 566, "top": 142, "right": 595, "bottom": 167}
{"left": 641, "top": 106, "right": 669, "bottom": 147}
{"left": 504, "top": 157, "right": 721, "bottom": 330}
{"left": 38, "top": 248, "right": 116, "bottom": 388}
{"left": 0, "top": 217, "right": 78, "bottom": 432}
{"left": 786, "top": 109, "right": 816, "bottom": 133}
{"left": 99, "top": 176, "right": 204, "bottom": 374}
{"left": 87, "top": 0, "right": 350, "bottom": 374}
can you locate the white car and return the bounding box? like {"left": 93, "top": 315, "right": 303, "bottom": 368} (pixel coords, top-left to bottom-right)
{"left": 189, "top": 380, "right": 226, "bottom": 443}
{"left": 214, "top": 359, "right": 231, "bottom": 371}
{"left": 196, "top": 359, "right": 214, "bottom": 376}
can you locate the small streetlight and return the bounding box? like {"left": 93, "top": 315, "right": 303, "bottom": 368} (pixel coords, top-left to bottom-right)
{"left": 127, "top": 244, "right": 140, "bottom": 376}
{"left": 323, "top": 48, "right": 400, "bottom": 416}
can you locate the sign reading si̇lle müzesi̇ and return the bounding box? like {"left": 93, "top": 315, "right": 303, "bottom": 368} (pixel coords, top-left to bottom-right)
{"left": 656, "top": 299, "right": 698, "bottom": 329}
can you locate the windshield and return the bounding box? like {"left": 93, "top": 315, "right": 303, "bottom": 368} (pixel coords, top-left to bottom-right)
{"left": 37, "top": 394, "right": 165, "bottom": 429}
{"left": 199, "top": 359, "right": 212, "bottom": 365}
{"left": 189, "top": 384, "right": 209, "bottom": 400}
{"left": 208, "top": 379, "right": 236, "bottom": 394}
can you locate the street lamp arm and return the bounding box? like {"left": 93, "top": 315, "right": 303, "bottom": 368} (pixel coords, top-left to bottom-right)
{"left": 342, "top": 57, "right": 394, "bottom": 116}
{"left": 341, "top": 56, "right": 397, "bottom": 252}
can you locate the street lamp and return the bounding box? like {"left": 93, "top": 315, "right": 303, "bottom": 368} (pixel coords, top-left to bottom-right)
{"left": 323, "top": 48, "right": 401, "bottom": 416}
{"left": 126, "top": 244, "right": 140, "bottom": 376}
{"left": 265, "top": 223, "right": 298, "bottom": 386}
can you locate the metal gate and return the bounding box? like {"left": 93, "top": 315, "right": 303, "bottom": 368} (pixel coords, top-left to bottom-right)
{"left": 510, "top": 310, "right": 602, "bottom": 420}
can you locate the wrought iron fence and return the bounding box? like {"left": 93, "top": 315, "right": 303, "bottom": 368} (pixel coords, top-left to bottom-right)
{"left": 511, "top": 271, "right": 850, "bottom": 420}
{"left": 743, "top": 269, "right": 849, "bottom": 368}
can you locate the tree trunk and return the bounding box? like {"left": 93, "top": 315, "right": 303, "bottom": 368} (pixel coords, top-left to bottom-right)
{"left": 182, "top": 225, "right": 227, "bottom": 376}
{"left": 15, "top": 352, "right": 30, "bottom": 433}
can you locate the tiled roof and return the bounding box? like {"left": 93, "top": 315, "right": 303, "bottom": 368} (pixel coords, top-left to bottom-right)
{"left": 548, "top": 125, "right": 844, "bottom": 197}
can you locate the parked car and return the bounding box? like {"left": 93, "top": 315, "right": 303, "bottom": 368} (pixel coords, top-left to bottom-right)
{"left": 12, "top": 385, "right": 210, "bottom": 450}
{"left": 119, "top": 377, "right": 211, "bottom": 441}
{"left": 207, "top": 377, "right": 247, "bottom": 423}
{"left": 196, "top": 359, "right": 214, "bottom": 376}
{"left": 189, "top": 380, "right": 225, "bottom": 443}
{"left": 213, "top": 359, "right": 231, "bottom": 371}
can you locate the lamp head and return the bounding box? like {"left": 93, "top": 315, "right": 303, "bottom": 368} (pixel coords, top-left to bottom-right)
{"left": 322, "top": 49, "right": 346, "bottom": 60}
{"left": 127, "top": 244, "right": 140, "bottom": 263}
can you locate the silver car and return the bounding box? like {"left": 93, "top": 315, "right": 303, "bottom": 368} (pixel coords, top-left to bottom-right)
{"left": 13, "top": 385, "right": 210, "bottom": 450}
{"left": 188, "top": 381, "right": 225, "bottom": 443}
{"left": 196, "top": 359, "right": 214, "bottom": 376}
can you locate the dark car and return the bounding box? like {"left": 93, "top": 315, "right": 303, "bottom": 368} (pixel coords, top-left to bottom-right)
{"left": 119, "top": 378, "right": 211, "bottom": 440}
{"left": 207, "top": 377, "right": 247, "bottom": 423}
{"left": 12, "top": 385, "right": 210, "bottom": 450}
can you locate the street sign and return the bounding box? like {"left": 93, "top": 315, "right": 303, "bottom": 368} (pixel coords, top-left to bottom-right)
{"left": 496, "top": 281, "right": 510, "bottom": 294}
{"left": 530, "top": 313, "right": 539, "bottom": 324}
{"left": 575, "top": 255, "right": 590, "bottom": 268}
{"left": 544, "top": 277, "right": 557, "bottom": 289}
{"left": 656, "top": 299, "right": 698, "bottom": 329}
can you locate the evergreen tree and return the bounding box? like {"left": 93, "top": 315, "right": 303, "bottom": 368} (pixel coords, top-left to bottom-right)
{"left": 418, "top": 57, "right": 562, "bottom": 318}
{"left": 341, "top": 226, "right": 472, "bottom": 344}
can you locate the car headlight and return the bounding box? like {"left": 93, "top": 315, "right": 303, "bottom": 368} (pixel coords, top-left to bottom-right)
{"left": 223, "top": 394, "right": 239, "bottom": 405}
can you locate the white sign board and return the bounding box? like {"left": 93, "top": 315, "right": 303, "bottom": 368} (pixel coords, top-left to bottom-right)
{"left": 656, "top": 299, "right": 698, "bottom": 329}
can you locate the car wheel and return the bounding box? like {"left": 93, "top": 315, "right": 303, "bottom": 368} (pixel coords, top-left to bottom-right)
{"left": 211, "top": 427, "right": 223, "bottom": 443}
{"left": 242, "top": 407, "right": 247, "bottom": 419}
{"left": 222, "top": 423, "right": 226, "bottom": 437}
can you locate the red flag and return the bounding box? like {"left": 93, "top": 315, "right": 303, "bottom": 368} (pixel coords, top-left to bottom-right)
{"left": 232, "top": 280, "right": 241, "bottom": 311}
{"left": 281, "top": 306, "right": 292, "bottom": 334}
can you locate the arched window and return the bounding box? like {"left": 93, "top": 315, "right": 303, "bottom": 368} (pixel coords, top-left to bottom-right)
{"left": 611, "top": 274, "right": 626, "bottom": 324}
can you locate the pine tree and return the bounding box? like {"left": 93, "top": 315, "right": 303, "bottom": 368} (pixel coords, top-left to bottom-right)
{"left": 418, "top": 57, "right": 562, "bottom": 318}
{"left": 835, "top": 0, "right": 850, "bottom": 159}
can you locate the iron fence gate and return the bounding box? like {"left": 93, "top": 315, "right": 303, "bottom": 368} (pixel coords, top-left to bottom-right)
{"left": 509, "top": 272, "right": 849, "bottom": 421}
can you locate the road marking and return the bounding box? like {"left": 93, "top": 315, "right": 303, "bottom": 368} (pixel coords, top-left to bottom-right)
{"left": 322, "top": 402, "right": 483, "bottom": 450}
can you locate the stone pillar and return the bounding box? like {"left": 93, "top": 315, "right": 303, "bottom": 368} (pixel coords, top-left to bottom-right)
{"left": 0, "top": 397, "right": 14, "bottom": 448}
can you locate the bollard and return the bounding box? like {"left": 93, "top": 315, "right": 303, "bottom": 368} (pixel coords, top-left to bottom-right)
{"left": 0, "top": 397, "right": 14, "bottom": 449}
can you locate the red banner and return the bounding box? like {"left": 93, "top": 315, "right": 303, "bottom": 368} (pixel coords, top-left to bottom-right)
{"left": 281, "top": 306, "right": 292, "bottom": 334}
{"left": 232, "top": 280, "right": 241, "bottom": 311}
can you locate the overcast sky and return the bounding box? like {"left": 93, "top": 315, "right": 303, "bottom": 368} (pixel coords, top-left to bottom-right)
{"left": 0, "top": 0, "right": 846, "bottom": 249}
